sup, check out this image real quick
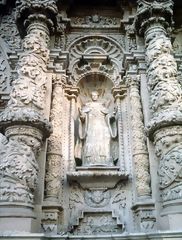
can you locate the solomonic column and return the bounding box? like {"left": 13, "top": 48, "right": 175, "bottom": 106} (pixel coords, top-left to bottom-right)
{"left": 0, "top": 0, "right": 57, "bottom": 232}
{"left": 135, "top": 0, "right": 182, "bottom": 230}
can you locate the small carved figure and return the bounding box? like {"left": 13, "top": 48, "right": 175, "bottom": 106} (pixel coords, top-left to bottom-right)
{"left": 75, "top": 91, "right": 118, "bottom": 167}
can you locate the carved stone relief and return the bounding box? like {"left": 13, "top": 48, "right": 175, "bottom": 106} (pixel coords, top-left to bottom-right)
{"left": 45, "top": 74, "right": 66, "bottom": 201}
{"left": 0, "top": 40, "right": 11, "bottom": 102}
{"left": 71, "top": 15, "right": 121, "bottom": 28}
{"left": 135, "top": 0, "right": 182, "bottom": 211}
{"left": 0, "top": 9, "right": 21, "bottom": 50}
{"left": 69, "top": 181, "right": 127, "bottom": 234}
{"left": 0, "top": 126, "right": 42, "bottom": 205}
{"left": 127, "top": 75, "right": 151, "bottom": 198}
{"left": 67, "top": 36, "right": 124, "bottom": 86}
{"left": 1, "top": 0, "right": 182, "bottom": 236}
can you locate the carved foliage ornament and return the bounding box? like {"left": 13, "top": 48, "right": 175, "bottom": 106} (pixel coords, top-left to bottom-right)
{"left": 158, "top": 145, "right": 182, "bottom": 202}
{"left": 16, "top": 0, "right": 58, "bottom": 14}
{"left": 0, "top": 133, "right": 38, "bottom": 204}
{"left": 159, "top": 146, "right": 182, "bottom": 189}
{"left": 71, "top": 15, "right": 121, "bottom": 28}
{"left": 146, "top": 34, "right": 182, "bottom": 114}
{"left": 69, "top": 182, "right": 126, "bottom": 234}
{"left": 135, "top": 0, "right": 174, "bottom": 34}
{"left": 0, "top": 10, "right": 21, "bottom": 50}
{"left": 15, "top": 0, "right": 58, "bottom": 33}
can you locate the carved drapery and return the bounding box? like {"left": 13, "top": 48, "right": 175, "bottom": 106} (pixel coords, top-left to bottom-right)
{"left": 0, "top": 0, "right": 57, "bottom": 212}
{"left": 127, "top": 75, "right": 150, "bottom": 198}
{"left": 135, "top": 0, "right": 182, "bottom": 205}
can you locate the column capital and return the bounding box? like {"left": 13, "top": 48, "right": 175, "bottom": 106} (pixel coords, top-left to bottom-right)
{"left": 135, "top": 0, "right": 174, "bottom": 36}
{"left": 125, "top": 74, "right": 140, "bottom": 88}
{"left": 65, "top": 86, "right": 80, "bottom": 101}
{"left": 15, "top": 0, "right": 58, "bottom": 36}
{"left": 112, "top": 85, "right": 127, "bottom": 101}
{"left": 52, "top": 73, "right": 67, "bottom": 88}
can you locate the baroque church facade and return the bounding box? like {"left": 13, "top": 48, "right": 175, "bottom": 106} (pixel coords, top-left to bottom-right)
{"left": 0, "top": 0, "right": 182, "bottom": 239}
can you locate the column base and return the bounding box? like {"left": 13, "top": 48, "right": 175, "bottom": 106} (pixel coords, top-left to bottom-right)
{"left": 0, "top": 204, "right": 35, "bottom": 233}
{"left": 132, "top": 200, "right": 156, "bottom": 232}
{"left": 160, "top": 199, "right": 182, "bottom": 231}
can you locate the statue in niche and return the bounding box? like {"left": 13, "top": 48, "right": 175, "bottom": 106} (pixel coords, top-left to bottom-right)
{"left": 75, "top": 90, "right": 118, "bottom": 167}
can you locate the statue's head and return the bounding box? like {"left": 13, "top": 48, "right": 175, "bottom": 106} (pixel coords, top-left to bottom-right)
{"left": 91, "top": 91, "right": 99, "bottom": 101}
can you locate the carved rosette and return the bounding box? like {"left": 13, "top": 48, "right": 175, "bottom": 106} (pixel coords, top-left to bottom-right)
{"left": 45, "top": 74, "right": 66, "bottom": 201}
{"left": 135, "top": 0, "right": 182, "bottom": 204}
{"left": 0, "top": 0, "right": 58, "bottom": 207}
{"left": 127, "top": 75, "right": 150, "bottom": 198}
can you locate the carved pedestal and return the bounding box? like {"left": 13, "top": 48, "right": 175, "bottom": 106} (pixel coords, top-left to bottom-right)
{"left": 67, "top": 176, "right": 128, "bottom": 235}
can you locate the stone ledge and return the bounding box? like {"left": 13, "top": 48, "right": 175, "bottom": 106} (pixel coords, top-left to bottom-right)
{"left": 67, "top": 168, "right": 129, "bottom": 188}
{"left": 1, "top": 231, "right": 182, "bottom": 240}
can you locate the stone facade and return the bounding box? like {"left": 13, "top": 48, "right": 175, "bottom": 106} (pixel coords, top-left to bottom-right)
{"left": 0, "top": 0, "right": 182, "bottom": 239}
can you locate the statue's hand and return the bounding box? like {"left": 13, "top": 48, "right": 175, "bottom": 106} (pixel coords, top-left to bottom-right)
{"left": 113, "top": 107, "right": 117, "bottom": 116}
{"left": 79, "top": 108, "right": 85, "bottom": 122}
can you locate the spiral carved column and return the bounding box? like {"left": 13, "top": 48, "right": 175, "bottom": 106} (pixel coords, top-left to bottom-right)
{"left": 135, "top": 0, "right": 182, "bottom": 229}
{"left": 0, "top": 0, "right": 58, "bottom": 232}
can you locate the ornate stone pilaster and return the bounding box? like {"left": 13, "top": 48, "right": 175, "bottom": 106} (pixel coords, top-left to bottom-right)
{"left": 42, "top": 74, "right": 66, "bottom": 234}
{"left": 135, "top": 0, "right": 182, "bottom": 223}
{"left": 127, "top": 75, "right": 151, "bottom": 199}
{"left": 0, "top": 0, "right": 58, "bottom": 232}
{"left": 112, "top": 85, "right": 127, "bottom": 173}
{"left": 45, "top": 74, "right": 66, "bottom": 202}
{"left": 65, "top": 86, "right": 80, "bottom": 171}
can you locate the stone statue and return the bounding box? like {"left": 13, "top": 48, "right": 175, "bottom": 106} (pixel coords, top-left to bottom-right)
{"left": 75, "top": 91, "right": 118, "bottom": 167}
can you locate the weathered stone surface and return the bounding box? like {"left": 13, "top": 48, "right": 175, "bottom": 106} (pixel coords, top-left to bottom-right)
{"left": 0, "top": 0, "right": 182, "bottom": 238}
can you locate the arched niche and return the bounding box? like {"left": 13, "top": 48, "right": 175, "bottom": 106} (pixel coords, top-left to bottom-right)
{"left": 74, "top": 72, "right": 118, "bottom": 168}
{"left": 76, "top": 72, "right": 114, "bottom": 110}
{"left": 67, "top": 35, "right": 124, "bottom": 87}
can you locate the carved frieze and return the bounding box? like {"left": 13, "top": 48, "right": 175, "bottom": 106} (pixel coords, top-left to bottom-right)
{"left": 71, "top": 15, "right": 121, "bottom": 28}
